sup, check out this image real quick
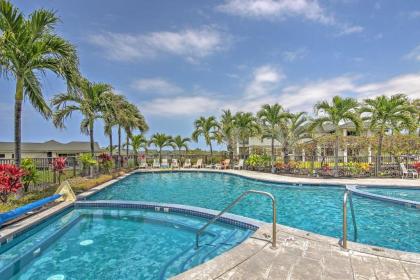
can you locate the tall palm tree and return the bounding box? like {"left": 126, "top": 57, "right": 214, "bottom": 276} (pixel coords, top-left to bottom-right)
{"left": 277, "top": 112, "right": 309, "bottom": 163}
{"left": 313, "top": 96, "right": 361, "bottom": 175}
{"left": 102, "top": 93, "right": 125, "bottom": 156}
{"left": 360, "top": 94, "right": 416, "bottom": 175}
{"left": 219, "top": 110, "right": 236, "bottom": 161}
{"left": 148, "top": 133, "right": 173, "bottom": 163}
{"left": 129, "top": 134, "right": 148, "bottom": 166}
{"left": 233, "top": 112, "right": 261, "bottom": 159}
{"left": 192, "top": 116, "right": 220, "bottom": 163}
{"left": 171, "top": 136, "right": 190, "bottom": 157}
{"left": 52, "top": 79, "right": 112, "bottom": 155}
{"left": 257, "top": 104, "right": 289, "bottom": 166}
{"left": 117, "top": 100, "right": 148, "bottom": 158}
{"left": 0, "top": 0, "right": 79, "bottom": 166}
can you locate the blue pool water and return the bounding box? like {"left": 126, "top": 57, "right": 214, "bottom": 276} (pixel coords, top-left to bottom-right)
{"left": 90, "top": 172, "right": 420, "bottom": 253}
{"left": 361, "top": 187, "right": 420, "bottom": 202}
{"left": 0, "top": 208, "right": 252, "bottom": 280}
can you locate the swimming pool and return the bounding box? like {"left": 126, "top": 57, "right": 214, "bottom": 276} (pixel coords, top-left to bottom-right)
{"left": 90, "top": 171, "right": 420, "bottom": 253}
{"left": 0, "top": 207, "right": 253, "bottom": 279}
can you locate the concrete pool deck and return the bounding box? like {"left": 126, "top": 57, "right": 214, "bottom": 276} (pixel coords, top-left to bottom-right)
{"left": 148, "top": 168, "right": 420, "bottom": 188}
{"left": 172, "top": 223, "right": 420, "bottom": 280}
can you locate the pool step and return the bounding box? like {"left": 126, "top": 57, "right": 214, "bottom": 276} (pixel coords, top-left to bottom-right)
{"left": 159, "top": 229, "right": 250, "bottom": 279}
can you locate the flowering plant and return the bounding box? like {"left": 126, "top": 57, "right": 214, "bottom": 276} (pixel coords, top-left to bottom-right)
{"left": 53, "top": 157, "right": 67, "bottom": 173}
{"left": 0, "top": 164, "right": 25, "bottom": 203}
{"left": 98, "top": 153, "right": 113, "bottom": 174}
{"left": 412, "top": 162, "right": 420, "bottom": 173}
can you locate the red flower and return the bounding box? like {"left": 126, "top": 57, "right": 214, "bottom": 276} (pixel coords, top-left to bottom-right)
{"left": 53, "top": 157, "right": 67, "bottom": 173}
{"left": 0, "top": 164, "right": 25, "bottom": 202}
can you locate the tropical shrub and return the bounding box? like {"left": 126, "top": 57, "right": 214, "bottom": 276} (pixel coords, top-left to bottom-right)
{"left": 245, "top": 154, "right": 270, "bottom": 168}
{"left": 98, "top": 153, "right": 114, "bottom": 174}
{"left": 21, "top": 158, "right": 39, "bottom": 192}
{"left": 79, "top": 153, "right": 97, "bottom": 176}
{"left": 53, "top": 157, "right": 67, "bottom": 184}
{"left": 0, "top": 164, "right": 25, "bottom": 203}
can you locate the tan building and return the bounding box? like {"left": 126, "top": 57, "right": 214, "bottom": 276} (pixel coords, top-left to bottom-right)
{"left": 0, "top": 140, "right": 102, "bottom": 159}
{"left": 235, "top": 122, "right": 377, "bottom": 163}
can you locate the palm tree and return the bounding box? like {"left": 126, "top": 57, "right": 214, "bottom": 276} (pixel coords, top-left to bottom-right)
{"left": 313, "top": 96, "right": 361, "bottom": 176}
{"left": 171, "top": 136, "right": 190, "bottom": 157}
{"left": 360, "top": 94, "right": 416, "bottom": 175}
{"left": 129, "top": 134, "right": 148, "bottom": 166}
{"left": 219, "top": 110, "right": 236, "bottom": 161}
{"left": 148, "top": 133, "right": 173, "bottom": 163}
{"left": 52, "top": 79, "right": 112, "bottom": 155}
{"left": 117, "top": 100, "right": 148, "bottom": 159}
{"left": 233, "top": 112, "right": 261, "bottom": 159}
{"left": 102, "top": 93, "right": 125, "bottom": 156}
{"left": 278, "top": 112, "right": 309, "bottom": 163}
{"left": 257, "top": 104, "right": 289, "bottom": 166}
{"left": 192, "top": 116, "right": 220, "bottom": 163}
{"left": 0, "top": 1, "right": 79, "bottom": 166}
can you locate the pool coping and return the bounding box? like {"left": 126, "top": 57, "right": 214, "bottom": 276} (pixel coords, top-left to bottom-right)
{"left": 0, "top": 168, "right": 419, "bottom": 278}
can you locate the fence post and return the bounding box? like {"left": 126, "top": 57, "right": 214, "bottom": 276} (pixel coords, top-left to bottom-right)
{"left": 73, "top": 157, "right": 77, "bottom": 177}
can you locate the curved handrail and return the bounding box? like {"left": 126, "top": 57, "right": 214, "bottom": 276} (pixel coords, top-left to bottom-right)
{"left": 195, "top": 190, "right": 277, "bottom": 249}
{"left": 341, "top": 188, "right": 358, "bottom": 249}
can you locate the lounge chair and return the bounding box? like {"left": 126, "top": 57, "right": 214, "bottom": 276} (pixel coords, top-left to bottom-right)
{"left": 152, "top": 159, "right": 160, "bottom": 169}
{"left": 139, "top": 159, "right": 148, "bottom": 169}
{"left": 400, "top": 163, "right": 419, "bottom": 179}
{"left": 192, "top": 159, "right": 203, "bottom": 168}
{"left": 183, "top": 159, "right": 191, "bottom": 168}
{"left": 205, "top": 162, "right": 214, "bottom": 168}
{"left": 171, "top": 159, "right": 179, "bottom": 169}
{"left": 234, "top": 159, "right": 244, "bottom": 170}
{"left": 216, "top": 159, "right": 230, "bottom": 170}
{"left": 161, "top": 158, "right": 170, "bottom": 168}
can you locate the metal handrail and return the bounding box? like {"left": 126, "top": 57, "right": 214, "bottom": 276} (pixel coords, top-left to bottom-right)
{"left": 341, "top": 188, "right": 358, "bottom": 249}
{"left": 195, "top": 190, "right": 277, "bottom": 249}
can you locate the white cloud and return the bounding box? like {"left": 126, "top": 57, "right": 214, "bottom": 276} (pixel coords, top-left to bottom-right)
{"left": 355, "top": 73, "right": 420, "bottom": 99}
{"left": 217, "top": 0, "right": 333, "bottom": 24}
{"left": 216, "top": 0, "right": 362, "bottom": 35}
{"left": 337, "top": 24, "right": 364, "bottom": 36}
{"left": 142, "top": 96, "right": 222, "bottom": 116}
{"left": 409, "top": 11, "right": 420, "bottom": 19}
{"left": 404, "top": 45, "right": 420, "bottom": 61}
{"left": 245, "top": 65, "right": 285, "bottom": 98}
{"left": 282, "top": 47, "right": 308, "bottom": 62}
{"left": 131, "top": 78, "right": 183, "bottom": 95}
{"left": 89, "top": 26, "right": 229, "bottom": 62}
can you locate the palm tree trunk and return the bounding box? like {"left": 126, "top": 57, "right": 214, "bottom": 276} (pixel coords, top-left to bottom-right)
{"left": 376, "top": 133, "right": 384, "bottom": 176}
{"left": 134, "top": 150, "right": 138, "bottom": 166}
{"left": 334, "top": 134, "right": 339, "bottom": 176}
{"left": 159, "top": 148, "right": 162, "bottom": 164}
{"left": 209, "top": 142, "right": 213, "bottom": 164}
{"left": 89, "top": 121, "right": 95, "bottom": 156}
{"left": 271, "top": 136, "right": 275, "bottom": 167}
{"left": 109, "top": 133, "right": 113, "bottom": 156}
{"left": 126, "top": 135, "right": 129, "bottom": 157}
{"left": 14, "top": 77, "right": 24, "bottom": 167}
{"left": 118, "top": 125, "right": 121, "bottom": 157}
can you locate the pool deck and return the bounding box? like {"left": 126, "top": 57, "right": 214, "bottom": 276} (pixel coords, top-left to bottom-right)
{"left": 172, "top": 222, "right": 420, "bottom": 280}
{"left": 182, "top": 168, "right": 420, "bottom": 188}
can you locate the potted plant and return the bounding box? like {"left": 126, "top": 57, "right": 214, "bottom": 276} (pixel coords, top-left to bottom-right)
{"left": 79, "top": 153, "right": 97, "bottom": 177}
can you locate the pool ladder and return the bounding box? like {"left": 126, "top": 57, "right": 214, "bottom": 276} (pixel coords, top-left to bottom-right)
{"left": 195, "top": 190, "right": 277, "bottom": 249}
{"left": 341, "top": 187, "right": 358, "bottom": 249}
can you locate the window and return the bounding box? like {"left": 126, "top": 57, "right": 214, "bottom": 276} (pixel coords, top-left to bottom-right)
{"left": 347, "top": 131, "right": 357, "bottom": 136}
{"left": 0, "top": 154, "right": 5, "bottom": 159}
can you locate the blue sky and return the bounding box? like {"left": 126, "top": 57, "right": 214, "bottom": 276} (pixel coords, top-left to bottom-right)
{"left": 1, "top": 0, "right": 420, "bottom": 149}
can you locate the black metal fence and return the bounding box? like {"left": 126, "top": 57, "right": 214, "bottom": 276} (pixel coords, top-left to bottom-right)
{"left": 1, "top": 153, "right": 417, "bottom": 191}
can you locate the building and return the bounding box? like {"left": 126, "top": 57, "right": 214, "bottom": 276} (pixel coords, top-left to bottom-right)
{"left": 234, "top": 122, "right": 377, "bottom": 163}
{"left": 0, "top": 140, "right": 102, "bottom": 159}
